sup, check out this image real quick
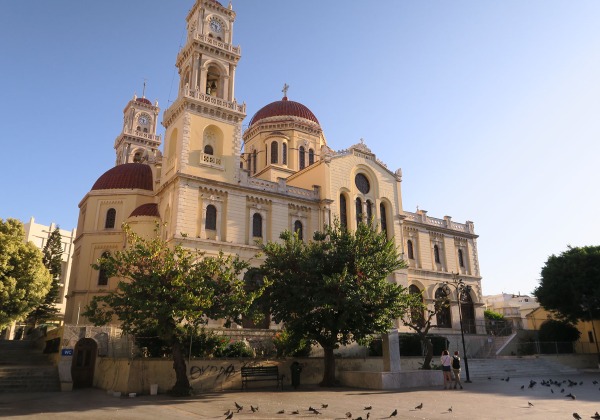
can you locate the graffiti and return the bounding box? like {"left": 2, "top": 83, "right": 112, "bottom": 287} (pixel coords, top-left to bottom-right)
{"left": 189, "top": 361, "right": 261, "bottom": 382}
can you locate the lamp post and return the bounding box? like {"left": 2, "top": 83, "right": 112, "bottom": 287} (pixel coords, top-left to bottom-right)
{"left": 581, "top": 297, "right": 600, "bottom": 369}
{"left": 443, "top": 273, "right": 472, "bottom": 383}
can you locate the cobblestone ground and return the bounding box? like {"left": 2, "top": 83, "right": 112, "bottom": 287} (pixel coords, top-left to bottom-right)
{"left": 1, "top": 373, "right": 600, "bottom": 419}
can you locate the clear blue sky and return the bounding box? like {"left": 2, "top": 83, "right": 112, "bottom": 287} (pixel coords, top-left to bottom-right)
{"left": 2, "top": 1, "right": 600, "bottom": 296}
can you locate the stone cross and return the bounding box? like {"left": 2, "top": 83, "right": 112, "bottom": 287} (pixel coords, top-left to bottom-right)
{"left": 282, "top": 83, "right": 289, "bottom": 97}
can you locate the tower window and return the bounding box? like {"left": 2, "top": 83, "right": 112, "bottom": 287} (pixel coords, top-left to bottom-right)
{"left": 133, "top": 152, "right": 142, "bottom": 163}
{"left": 380, "top": 203, "right": 387, "bottom": 234}
{"left": 407, "top": 240, "right": 414, "bottom": 259}
{"left": 434, "top": 244, "right": 441, "bottom": 264}
{"left": 340, "top": 194, "right": 347, "bottom": 228}
{"left": 97, "top": 252, "right": 110, "bottom": 286}
{"left": 282, "top": 143, "right": 287, "bottom": 165}
{"left": 366, "top": 200, "right": 373, "bottom": 225}
{"left": 308, "top": 148, "right": 314, "bottom": 165}
{"left": 252, "top": 213, "right": 263, "bottom": 238}
{"left": 458, "top": 249, "right": 464, "bottom": 267}
{"left": 204, "top": 145, "right": 214, "bottom": 155}
{"left": 294, "top": 220, "right": 303, "bottom": 241}
{"left": 253, "top": 150, "right": 257, "bottom": 174}
{"left": 299, "top": 146, "right": 305, "bottom": 170}
{"left": 247, "top": 153, "right": 252, "bottom": 171}
{"left": 205, "top": 205, "right": 217, "bottom": 231}
{"left": 105, "top": 208, "right": 116, "bottom": 229}
{"left": 355, "top": 198, "right": 363, "bottom": 226}
{"left": 271, "top": 141, "right": 278, "bottom": 164}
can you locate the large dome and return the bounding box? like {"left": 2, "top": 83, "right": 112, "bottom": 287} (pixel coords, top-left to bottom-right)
{"left": 249, "top": 97, "right": 320, "bottom": 127}
{"left": 91, "top": 163, "right": 153, "bottom": 191}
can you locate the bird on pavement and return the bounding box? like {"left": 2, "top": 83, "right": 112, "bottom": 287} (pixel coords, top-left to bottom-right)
{"left": 291, "top": 410, "right": 299, "bottom": 415}
{"left": 389, "top": 409, "right": 398, "bottom": 417}
{"left": 346, "top": 412, "right": 352, "bottom": 418}
{"left": 566, "top": 393, "right": 576, "bottom": 400}
{"left": 225, "top": 412, "right": 233, "bottom": 420}
{"left": 591, "top": 412, "right": 600, "bottom": 419}
{"left": 366, "top": 412, "right": 370, "bottom": 419}
{"left": 448, "top": 406, "right": 453, "bottom": 412}
{"left": 520, "top": 385, "right": 524, "bottom": 390}
{"left": 364, "top": 406, "right": 372, "bottom": 410}
{"left": 224, "top": 409, "right": 231, "bottom": 416}
{"left": 321, "top": 404, "right": 328, "bottom": 409}
{"left": 528, "top": 402, "right": 533, "bottom": 407}
{"left": 277, "top": 410, "right": 285, "bottom": 414}
{"left": 415, "top": 403, "right": 423, "bottom": 410}
{"left": 572, "top": 413, "right": 582, "bottom": 420}
{"left": 235, "top": 402, "right": 243, "bottom": 412}
{"left": 250, "top": 405, "right": 258, "bottom": 413}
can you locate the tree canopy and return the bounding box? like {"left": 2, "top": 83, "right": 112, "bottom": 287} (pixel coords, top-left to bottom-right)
{"left": 28, "top": 227, "right": 63, "bottom": 325}
{"left": 0, "top": 218, "right": 52, "bottom": 329}
{"left": 83, "top": 225, "right": 263, "bottom": 396}
{"left": 534, "top": 245, "right": 600, "bottom": 323}
{"left": 260, "top": 222, "right": 409, "bottom": 386}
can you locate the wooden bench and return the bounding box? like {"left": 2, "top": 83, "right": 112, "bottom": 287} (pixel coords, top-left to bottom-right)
{"left": 241, "top": 366, "right": 284, "bottom": 390}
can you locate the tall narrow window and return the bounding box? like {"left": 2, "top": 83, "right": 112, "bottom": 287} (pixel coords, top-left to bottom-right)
{"left": 355, "top": 198, "right": 363, "bottom": 226}
{"left": 265, "top": 145, "right": 268, "bottom": 165}
{"left": 204, "top": 145, "right": 214, "bottom": 155}
{"left": 282, "top": 143, "right": 287, "bottom": 165}
{"left": 435, "top": 287, "right": 452, "bottom": 328}
{"left": 366, "top": 200, "right": 373, "bottom": 225}
{"left": 340, "top": 194, "right": 347, "bottom": 228}
{"left": 205, "top": 205, "right": 217, "bottom": 230}
{"left": 380, "top": 203, "right": 387, "bottom": 234}
{"left": 247, "top": 153, "right": 252, "bottom": 171}
{"left": 294, "top": 220, "right": 303, "bottom": 240}
{"left": 105, "top": 208, "right": 116, "bottom": 229}
{"left": 308, "top": 148, "right": 314, "bottom": 165}
{"left": 407, "top": 240, "right": 414, "bottom": 259}
{"left": 270, "top": 141, "right": 278, "bottom": 164}
{"left": 458, "top": 249, "right": 464, "bottom": 267}
{"left": 252, "top": 213, "right": 262, "bottom": 238}
{"left": 434, "top": 244, "right": 441, "bottom": 263}
{"left": 299, "top": 146, "right": 305, "bottom": 169}
{"left": 253, "top": 150, "right": 257, "bottom": 174}
{"left": 97, "top": 252, "right": 110, "bottom": 286}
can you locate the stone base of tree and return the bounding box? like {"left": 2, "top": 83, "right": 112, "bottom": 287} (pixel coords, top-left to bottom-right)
{"left": 338, "top": 370, "right": 441, "bottom": 390}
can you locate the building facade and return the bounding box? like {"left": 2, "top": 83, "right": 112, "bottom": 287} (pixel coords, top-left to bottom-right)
{"left": 64, "top": 0, "right": 485, "bottom": 340}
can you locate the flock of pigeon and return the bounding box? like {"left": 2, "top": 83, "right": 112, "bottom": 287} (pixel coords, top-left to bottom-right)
{"left": 222, "top": 401, "right": 445, "bottom": 419}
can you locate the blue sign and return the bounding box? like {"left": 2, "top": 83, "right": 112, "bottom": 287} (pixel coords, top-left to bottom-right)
{"left": 61, "top": 348, "right": 74, "bottom": 356}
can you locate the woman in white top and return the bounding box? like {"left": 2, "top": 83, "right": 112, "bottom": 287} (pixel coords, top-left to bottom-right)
{"left": 440, "top": 350, "right": 453, "bottom": 389}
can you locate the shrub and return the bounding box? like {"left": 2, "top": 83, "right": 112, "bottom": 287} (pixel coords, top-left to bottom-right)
{"left": 215, "top": 340, "right": 254, "bottom": 358}
{"left": 273, "top": 329, "right": 311, "bottom": 357}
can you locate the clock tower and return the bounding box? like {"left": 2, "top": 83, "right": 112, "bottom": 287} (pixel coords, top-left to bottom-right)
{"left": 114, "top": 90, "right": 161, "bottom": 165}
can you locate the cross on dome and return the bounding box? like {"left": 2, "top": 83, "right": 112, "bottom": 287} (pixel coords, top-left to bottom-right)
{"left": 282, "top": 83, "right": 289, "bottom": 99}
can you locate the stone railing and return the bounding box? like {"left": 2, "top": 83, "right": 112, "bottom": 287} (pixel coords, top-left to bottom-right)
{"left": 404, "top": 211, "right": 472, "bottom": 233}
{"left": 123, "top": 128, "right": 161, "bottom": 142}
{"left": 193, "top": 34, "right": 241, "bottom": 55}
{"left": 199, "top": 152, "right": 223, "bottom": 169}
{"left": 244, "top": 177, "right": 319, "bottom": 200}
{"left": 184, "top": 90, "right": 246, "bottom": 114}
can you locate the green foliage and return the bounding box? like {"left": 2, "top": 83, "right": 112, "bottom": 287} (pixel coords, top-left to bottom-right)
{"left": 215, "top": 340, "right": 254, "bottom": 358}
{"left": 83, "top": 224, "right": 263, "bottom": 395}
{"left": 28, "top": 227, "right": 63, "bottom": 324}
{"left": 273, "top": 329, "right": 312, "bottom": 357}
{"left": 136, "top": 328, "right": 229, "bottom": 358}
{"left": 534, "top": 245, "right": 600, "bottom": 323}
{"left": 484, "top": 309, "right": 504, "bottom": 320}
{"left": 260, "top": 221, "right": 409, "bottom": 385}
{"left": 538, "top": 319, "right": 581, "bottom": 343}
{"left": 0, "top": 218, "right": 52, "bottom": 329}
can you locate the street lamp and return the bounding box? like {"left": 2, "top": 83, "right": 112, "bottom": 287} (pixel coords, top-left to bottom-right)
{"left": 442, "top": 273, "right": 472, "bottom": 383}
{"left": 581, "top": 296, "right": 600, "bottom": 369}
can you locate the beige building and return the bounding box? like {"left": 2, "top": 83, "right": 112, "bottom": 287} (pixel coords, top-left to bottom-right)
{"left": 484, "top": 293, "right": 539, "bottom": 331}
{"left": 64, "top": 0, "right": 485, "bottom": 341}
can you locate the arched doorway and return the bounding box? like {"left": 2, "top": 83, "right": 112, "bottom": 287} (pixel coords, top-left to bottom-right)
{"left": 71, "top": 338, "right": 97, "bottom": 388}
{"left": 460, "top": 290, "right": 476, "bottom": 334}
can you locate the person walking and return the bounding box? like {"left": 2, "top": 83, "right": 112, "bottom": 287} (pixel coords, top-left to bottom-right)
{"left": 440, "top": 350, "right": 453, "bottom": 389}
{"left": 452, "top": 350, "right": 464, "bottom": 389}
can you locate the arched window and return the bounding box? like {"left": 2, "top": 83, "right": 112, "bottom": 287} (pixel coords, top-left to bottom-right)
{"left": 204, "top": 145, "right": 214, "bottom": 155}
{"left": 105, "top": 208, "right": 116, "bottom": 229}
{"left": 133, "top": 152, "right": 142, "bottom": 163}
{"left": 380, "top": 203, "right": 387, "bottom": 235}
{"left": 252, "top": 213, "right": 262, "bottom": 238}
{"left": 435, "top": 287, "right": 452, "bottom": 328}
{"left": 366, "top": 200, "right": 373, "bottom": 225}
{"left": 294, "top": 220, "right": 303, "bottom": 241}
{"left": 247, "top": 153, "right": 252, "bottom": 171}
{"left": 340, "top": 194, "right": 347, "bottom": 228}
{"left": 355, "top": 198, "right": 363, "bottom": 225}
{"left": 434, "top": 244, "right": 441, "bottom": 264}
{"left": 299, "top": 146, "right": 305, "bottom": 169}
{"left": 282, "top": 143, "right": 287, "bottom": 165}
{"left": 270, "top": 140, "right": 278, "bottom": 164}
{"left": 205, "top": 205, "right": 217, "bottom": 230}
{"left": 253, "top": 150, "right": 257, "bottom": 174}
{"left": 458, "top": 249, "right": 464, "bottom": 267}
{"left": 308, "top": 148, "right": 314, "bottom": 165}
{"left": 460, "top": 289, "right": 476, "bottom": 334}
{"left": 407, "top": 240, "right": 414, "bottom": 259}
{"left": 97, "top": 252, "right": 110, "bottom": 286}
{"left": 409, "top": 285, "right": 424, "bottom": 327}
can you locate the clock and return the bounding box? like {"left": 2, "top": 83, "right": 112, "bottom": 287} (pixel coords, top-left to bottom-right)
{"left": 138, "top": 114, "right": 150, "bottom": 125}
{"left": 209, "top": 18, "right": 222, "bottom": 33}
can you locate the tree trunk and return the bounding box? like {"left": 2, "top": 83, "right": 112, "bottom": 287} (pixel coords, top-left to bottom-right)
{"left": 170, "top": 340, "right": 192, "bottom": 396}
{"left": 421, "top": 336, "right": 434, "bottom": 370}
{"left": 320, "top": 346, "right": 337, "bottom": 387}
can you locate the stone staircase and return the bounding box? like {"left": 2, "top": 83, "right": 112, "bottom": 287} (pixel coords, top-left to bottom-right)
{"left": 0, "top": 340, "right": 60, "bottom": 392}
{"left": 465, "top": 356, "right": 579, "bottom": 380}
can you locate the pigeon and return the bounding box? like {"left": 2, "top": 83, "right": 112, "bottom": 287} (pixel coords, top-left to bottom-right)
{"left": 448, "top": 406, "right": 453, "bottom": 412}
{"left": 277, "top": 410, "right": 285, "bottom": 414}
{"left": 225, "top": 412, "right": 233, "bottom": 420}
{"left": 321, "top": 404, "right": 328, "bottom": 409}
{"left": 528, "top": 402, "right": 533, "bottom": 407}
{"left": 506, "top": 377, "right": 510, "bottom": 382}
{"left": 520, "top": 385, "right": 525, "bottom": 390}
{"left": 561, "top": 388, "right": 565, "bottom": 393}
{"left": 551, "top": 389, "right": 554, "bottom": 394}
{"left": 591, "top": 412, "right": 600, "bottom": 420}
{"left": 566, "top": 393, "right": 576, "bottom": 400}
{"left": 593, "top": 380, "right": 598, "bottom": 385}
{"left": 364, "top": 406, "right": 372, "bottom": 410}
{"left": 309, "top": 407, "right": 316, "bottom": 412}
{"left": 415, "top": 403, "right": 423, "bottom": 410}
{"left": 487, "top": 377, "right": 491, "bottom": 380}
{"left": 355, "top": 418, "right": 363, "bottom": 420}
{"left": 291, "top": 410, "right": 299, "bottom": 415}
{"left": 366, "top": 413, "right": 370, "bottom": 419}
{"left": 346, "top": 412, "right": 352, "bottom": 418}
{"left": 573, "top": 413, "right": 582, "bottom": 420}
{"left": 389, "top": 409, "right": 398, "bottom": 417}
{"left": 312, "top": 409, "right": 321, "bottom": 415}
{"left": 235, "top": 402, "right": 243, "bottom": 412}
{"left": 250, "top": 405, "right": 258, "bottom": 413}
{"left": 224, "top": 409, "right": 232, "bottom": 416}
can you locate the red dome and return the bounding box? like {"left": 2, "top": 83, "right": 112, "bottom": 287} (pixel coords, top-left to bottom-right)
{"left": 130, "top": 203, "right": 160, "bottom": 218}
{"left": 249, "top": 97, "right": 320, "bottom": 127}
{"left": 136, "top": 97, "right": 152, "bottom": 105}
{"left": 92, "top": 163, "right": 153, "bottom": 191}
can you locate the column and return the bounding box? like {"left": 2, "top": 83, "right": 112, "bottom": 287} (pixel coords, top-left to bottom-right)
{"left": 382, "top": 328, "right": 400, "bottom": 372}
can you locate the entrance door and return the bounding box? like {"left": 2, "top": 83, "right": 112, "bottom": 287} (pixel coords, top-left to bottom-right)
{"left": 71, "top": 338, "right": 97, "bottom": 388}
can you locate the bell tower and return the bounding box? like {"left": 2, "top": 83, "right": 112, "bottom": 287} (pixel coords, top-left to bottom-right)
{"left": 161, "top": 0, "right": 246, "bottom": 186}
{"left": 114, "top": 88, "right": 161, "bottom": 165}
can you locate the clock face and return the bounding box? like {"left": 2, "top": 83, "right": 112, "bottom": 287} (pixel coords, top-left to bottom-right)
{"left": 209, "top": 18, "right": 222, "bottom": 33}
{"left": 138, "top": 114, "right": 150, "bottom": 125}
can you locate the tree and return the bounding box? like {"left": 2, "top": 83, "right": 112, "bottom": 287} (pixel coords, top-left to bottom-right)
{"left": 28, "top": 227, "right": 63, "bottom": 326}
{"left": 534, "top": 245, "right": 600, "bottom": 323}
{"left": 401, "top": 291, "right": 449, "bottom": 369}
{"left": 83, "top": 225, "right": 262, "bottom": 396}
{"left": 0, "top": 218, "right": 52, "bottom": 329}
{"left": 260, "top": 222, "right": 409, "bottom": 387}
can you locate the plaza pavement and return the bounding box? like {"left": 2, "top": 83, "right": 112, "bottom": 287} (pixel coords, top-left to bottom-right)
{"left": 1, "top": 372, "right": 599, "bottom": 419}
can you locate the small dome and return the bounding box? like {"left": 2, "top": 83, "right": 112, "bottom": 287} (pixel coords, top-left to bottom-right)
{"left": 249, "top": 97, "right": 320, "bottom": 127}
{"left": 92, "top": 163, "right": 153, "bottom": 191}
{"left": 130, "top": 203, "right": 160, "bottom": 218}
{"left": 136, "top": 97, "right": 152, "bottom": 105}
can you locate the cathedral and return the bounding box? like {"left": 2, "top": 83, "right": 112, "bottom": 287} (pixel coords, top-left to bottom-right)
{"left": 64, "top": 0, "right": 484, "bottom": 340}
